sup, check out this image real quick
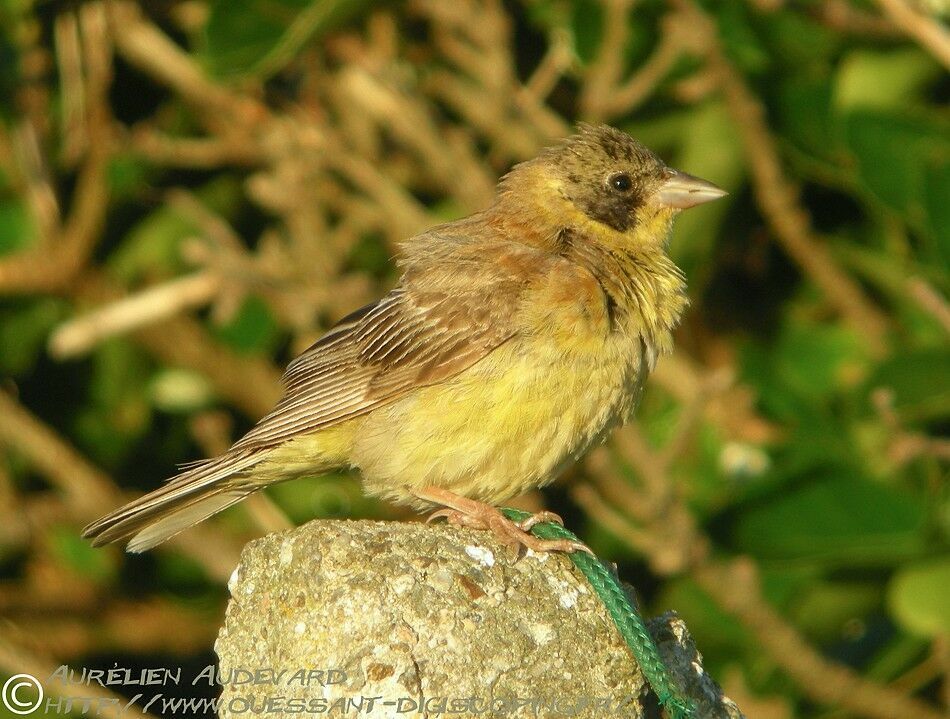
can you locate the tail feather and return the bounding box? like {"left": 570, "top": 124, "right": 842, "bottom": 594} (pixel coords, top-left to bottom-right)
{"left": 124, "top": 490, "right": 252, "bottom": 553}
{"left": 82, "top": 450, "right": 263, "bottom": 552}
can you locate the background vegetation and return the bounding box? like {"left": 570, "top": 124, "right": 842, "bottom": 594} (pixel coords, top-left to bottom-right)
{"left": 0, "top": 0, "right": 947, "bottom": 717}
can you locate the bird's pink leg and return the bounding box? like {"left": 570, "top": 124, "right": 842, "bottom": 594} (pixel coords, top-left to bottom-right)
{"left": 412, "top": 486, "right": 591, "bottom": 555}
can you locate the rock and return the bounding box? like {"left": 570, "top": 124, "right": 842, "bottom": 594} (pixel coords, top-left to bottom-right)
{"left": 215, "top": 519, "right": 743, "bottom": 718}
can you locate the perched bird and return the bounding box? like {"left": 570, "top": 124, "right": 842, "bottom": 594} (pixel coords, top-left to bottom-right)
{"left": 83, "top": 124, "right": 726, "bottom": 554}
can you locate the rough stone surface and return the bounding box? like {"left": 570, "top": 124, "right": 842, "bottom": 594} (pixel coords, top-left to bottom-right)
{"left": 215, "top": 519, "right": 744, "bottom": 718}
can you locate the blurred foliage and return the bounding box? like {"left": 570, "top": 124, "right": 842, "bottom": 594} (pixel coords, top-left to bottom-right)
{"left": 0, "top": 0, "right": 947, "bottom": 718}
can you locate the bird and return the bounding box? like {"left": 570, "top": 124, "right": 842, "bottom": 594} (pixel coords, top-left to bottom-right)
{"left": 82, "top": 124, "right": 726, "bottom": 555}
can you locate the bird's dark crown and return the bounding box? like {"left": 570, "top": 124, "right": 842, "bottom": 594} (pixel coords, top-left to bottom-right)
{"left": 539, "top": 124, "right": 671, "bottom": 232}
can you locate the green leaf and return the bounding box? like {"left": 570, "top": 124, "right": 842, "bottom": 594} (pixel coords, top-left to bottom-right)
{"left": 89, "top": 339, "right": 152, "bottom": 410}
{"left": 922, "top": 159, "right": 950, "bottom": 267}
{"left": 266, "top": 474, "right": 369, "bottom": 523}
{"left": 108, "top": 154, "right": 151, "bottom": 200}
{"left": 523, "top": 0, "right": 569, "bottom": 32}
{"left": 202, "top": 0, "right": 376, "bottom": 79}
{"left": 149, "top": 369, "right": 216, "bottom": 413}
{"left": 789, "top": 580, "right": 882, "bottom": 640}
{"left": 741, "top": 322, "right": 869, "bottom": 419}
{"left": 213, "top": 295, "right": 281, "bottom": 354}
{"left": 347, "top": 232, "right": 392, "bottom": 278}
{"left": 888, "top": 558, "right": 950, "bottom": 636}
{"left": 570, "top": 0, "right": 604, "bottom": 65}
{"left": 865, "top": 633, "right": 933, "bottom": 683}
{"left": 844, "top": 110, "right": 950, "bottom": 254}
{"left": 74, "top": 340, "right": 153, "bottom": 465}
{"left": 108, "top": 206, "right": 198, "bottom": 282}
{"left": 835, "top": 48, "right": 942, "bottom": 114}
{"left": 865, "top": 348, "right": 950, "bottom": 423}
{"left": 761, "top": 9, "right": 838, "bottom": 68}
{"left": 715, "top": 0, "right": 769, "bottom": 75}
{"left": 156, "top": 551, "right": 218, "bottom": 591}
{"left": 48, "top": 524, "right": 115, "bottom": 582}
{"left": 735, "top": 469, "right": 927, "bottom": 564}
{"left": 665, "top": 101, "right": 744, "bottom": 281}
{"left": 108, "top": 177, "right": 244, "bottom": 282}
{"left": 0, "top": 298, "right": 65, "bottom": 375}
{"left": 0, "top": 198, "right": 36, "bottom": 255}
{"left": 778, "top": 77, "right": 841, "bottom": 161}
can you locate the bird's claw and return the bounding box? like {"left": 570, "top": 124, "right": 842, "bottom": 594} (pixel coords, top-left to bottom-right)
{"left": 423, "top": 497, "right": 591, "bottom": 556}
{"left": 515, "top": 510, "right": 564, "bottom": 532}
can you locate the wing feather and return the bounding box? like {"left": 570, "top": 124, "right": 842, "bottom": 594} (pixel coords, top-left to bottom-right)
{"left": 230, "top": 235, "right": 550, "bottom": 451}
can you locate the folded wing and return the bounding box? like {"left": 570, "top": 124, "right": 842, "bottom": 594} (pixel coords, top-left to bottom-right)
{"left": 231, "top": 235, "right": 547, "bottom": 451}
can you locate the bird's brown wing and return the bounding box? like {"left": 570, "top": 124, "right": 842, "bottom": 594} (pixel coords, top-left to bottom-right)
{"left": 231, "top": 236, "right": 546, "bottom": 451}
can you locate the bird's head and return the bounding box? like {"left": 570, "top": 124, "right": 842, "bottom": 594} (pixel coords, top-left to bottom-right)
{"left": 497, "top": 124, "right": 726, "bottom": 246}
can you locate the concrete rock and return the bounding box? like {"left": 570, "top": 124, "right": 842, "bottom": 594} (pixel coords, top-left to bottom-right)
{"left": 215, "top": 519, "right": 743, "bottom": 719}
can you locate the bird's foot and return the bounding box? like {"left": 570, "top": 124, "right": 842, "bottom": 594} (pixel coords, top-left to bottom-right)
{"left": 516, "top": 510, "right": 564, "bottom": 532}
{"left": 415, "top": 487, "right": 591, "bottom": 555}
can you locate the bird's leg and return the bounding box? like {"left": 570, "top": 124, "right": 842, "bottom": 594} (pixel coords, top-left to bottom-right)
{"left": 412, "top": 486, "right": 591, "bottom": 555}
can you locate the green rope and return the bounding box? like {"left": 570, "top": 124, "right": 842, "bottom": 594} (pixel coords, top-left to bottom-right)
{"left": 501, "top": 508, "right": 695, "bottom": 719}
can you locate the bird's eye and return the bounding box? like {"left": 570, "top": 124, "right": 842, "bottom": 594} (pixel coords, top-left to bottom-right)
{"left": 609, "top": 173, "right": 633, "bottom": 192}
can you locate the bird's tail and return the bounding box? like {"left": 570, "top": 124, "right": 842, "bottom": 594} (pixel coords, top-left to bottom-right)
{"left": 82, "top": 450, "right": 264, "bottom": 553}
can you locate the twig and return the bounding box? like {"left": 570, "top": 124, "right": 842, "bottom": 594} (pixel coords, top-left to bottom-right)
{"left": 107, "top": 1, "right": 254, "bottom": 119}
{"left": 603, "top": 14, "right": 687, "bottom": 117}
{"left": 572, "top": 482, "right": 702, "bottom": 573}
{"left": 889, "top": 649, "right": 944, "bottom": 695}
{"left": 7, "top": 121, "right": 60, "bottom": 244}
{"left": 657, "top": 367, "right": 733, "bottom": 470}
{"left": 54, "top": 11, "right": 87, "bottom": 165}
{"left": 425, "top": 72, "right": 543, "bottom": 157}
{"left": 126, "top": 303, "right": 284, "bottom": 419}
{"left": 814, "top": 0, "right": 903, "bottom": 37}
{"left": 0, "top": 389, "right": 241, "bottom": 581}
{"left": 874, "top": 0, "right": 950, "bottom": 69}
{"left": 577, "top": 349, "right": 937, "bottom": 719}
{"left": 0, "top": 631, "right": 162, "bottom": 719}
{"left": 520, "top": 29, "right": 573, "bottom": 103}
{"left": 48, "top": 273, "right": 222, "bottom": 359}
{"left": 0, "top": 391, "right": 115, "bottom": 514}
{"left": 512, "top": 30, "right": 574, "bottom": 140}
{"left": 0, "top": 3, "right": 113, "bottom": 295}
{"left": 580, "top": 446, "right": 943, "bottom": 719}
{"left": 243, "top": 494, "right": 295, "bottom": 535}
{"left": 71, "top": 271, "right": 283, "bottom": 418}
{"left": 907, "top": 277, "right": 950, "bottom": 334}
{"left": 872, "top": 388, "right": 950, "bottom": 464}
{"left": 322, "top": 145, "right": 432, "bottom": 239}
{"left": 128, "top": 127, "right": 263, "bottom": 168}
{"left": 694, "top": 559, "right": 945, "bottom": 719}
{"left": 580, "top": 0, "right": 637, "bottom": 122}
{"left": 251, "top": 0, "right": 354, "bottom": 80}
{"left": 2, "top": 591, "right": 216, "bottom": 657}
{"left": 674, "top": 0, "right": 890, "bottom": 352}
{"left": 335, "top": 66, "right": 495, "bottom": 210}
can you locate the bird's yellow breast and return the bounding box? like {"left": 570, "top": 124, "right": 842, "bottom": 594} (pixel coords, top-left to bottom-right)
{"left": 351, "top": 324, "right": 647, "bottom": 508}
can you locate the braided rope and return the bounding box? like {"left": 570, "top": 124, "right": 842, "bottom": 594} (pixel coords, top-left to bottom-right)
{"left": 501, "top": 508, "right": 694, "bottom": 719}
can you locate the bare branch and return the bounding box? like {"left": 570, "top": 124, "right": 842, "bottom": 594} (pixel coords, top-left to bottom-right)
{"left": 695, "top": 559, "right": 946, "bottom": 719}
{"left": 49, "top": 273, "right": 222, "bottom": 359}
{"left": 0, "top": 631, "right": 162, "bottom": 719}
{"left": 673, "top": 0, "right": 891, "bottom": 352}
{"left": 874, "top": 0, "right": 950, "bottom": 69}
{"left": 580, "top": 0, "right": 638, "bottom": 122}
{"left": 0, "top": 389, "right": 242, "bottom": 580}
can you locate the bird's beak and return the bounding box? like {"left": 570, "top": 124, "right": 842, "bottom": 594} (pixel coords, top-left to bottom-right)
{"left": 657, "top": 171, "right": 728, "bottom": 209}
